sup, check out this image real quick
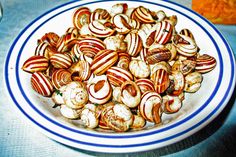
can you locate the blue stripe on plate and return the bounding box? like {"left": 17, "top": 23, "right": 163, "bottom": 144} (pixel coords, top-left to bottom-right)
{"left": 4, "top": 0, "right": 235, "bottom": 148}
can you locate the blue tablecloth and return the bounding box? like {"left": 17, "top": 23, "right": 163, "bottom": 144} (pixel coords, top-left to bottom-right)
{"left": 0, "top": 0, "right": 235, "bottom": 156}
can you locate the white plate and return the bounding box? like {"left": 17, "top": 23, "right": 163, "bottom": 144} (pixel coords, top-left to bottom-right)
{"left": 4, "top": 0, "right": 236, "bottom": 153}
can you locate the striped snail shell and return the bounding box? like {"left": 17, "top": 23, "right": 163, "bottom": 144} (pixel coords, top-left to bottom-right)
{"left": 173, "top": 34, "right": 198, "bottom": 57}
{"left": 63, "top": 81, "right": 88, "bottom": 109}
{"left": 138, "top": 24, "right": 154, "bottom": 48}
{"left": 56, "top": 33, "right": 79, "bottom": 53}
{"left": 162, "top": 95, "right": 182, "bottom": 113}
{"left": 120, "top": 81, "right": 141, "bottom": 108}
{"left": 73, "top": 7, "right": 91, "bottom": 30}
{"left": 179, "top": 28, "right": 195, "bottom": 40}
{"left": 31, "top": 72, "right": 54, "bottom": 97}
{"left": 125, "top": 32, "right": 143, "bottom": 56}
{"left": 154, "top": 21, "right": 173, "bottom": 45}
{"left": 131, "top": 6, "right": 155, "bottom": 24}
{"left": 139, "top": 91, "right": 163, "bottom": 123}
{"left": 35, "top": 42, "right": 57, "bottom": 59}
{"left": 78, "top": 36, "right": 106, "bottom": 58}
{"left": 38, "top": 32, "right": 60, "bottom": 48}
{"left": 51, "top": 69, "right": 72, "bottom": 89}
{"left": 22, "top": 55, "right": 49, "bottom": 73}
{"left": 135, "top": 78, "right": 155, "bottom": 94}
{"left": 151, "top": 61, "right": 172, "bottom": 74}
{"left": 195, "top": 54, "right": 217, "bottom": 73}
{"left": 69, "top": 60, "right": 91, "bottom": 81}
{"left": 90, "top": 49, "right": 118, "bottom": 75}
{"left": 106, "top": 66, "right": 133, "bottom": 87}
{"left": 87, "top": 75, "right": 112, "bottom": 105}
{"left": 151, "top": 68, "right": 170, "bottom": 94}
{"left": 129, "top": 59, "right": 150, "bottom": 78}
{"left": 145, "top": 47, "right": 171, "bottom": 64}
{"left": 117, "top": 52, "right": 130, "bottom": 70}
{"left": 50, "top": 53, "right": 72, "bottom": 69}
{"left": 110, "top": 3, "right": 128, "bottom": 16}
{"left": 112, "top": 13, "right": 132, "bottom": 34}
{"left": 88, "top": 20, "right": 115, "bottom": 38}
{"left": 66, "top": 27, "right": 80, "bottom": 38}
{"left": 90, "top": 8, "right": 111, "bottom": 21}
{"left": 104, "top": 35, "right": 127, "bottom": 52}
{"left": 140, "top": 47, "right": 148, "bottom": 62}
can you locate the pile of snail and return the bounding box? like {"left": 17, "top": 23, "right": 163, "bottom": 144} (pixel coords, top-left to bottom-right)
{"left": 22, "top": 3, "right": 217, "bottom": 132}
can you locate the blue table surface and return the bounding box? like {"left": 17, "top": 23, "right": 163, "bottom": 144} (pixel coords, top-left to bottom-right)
{"left": 0, "top": 0, "right": 235, "bottom": 157}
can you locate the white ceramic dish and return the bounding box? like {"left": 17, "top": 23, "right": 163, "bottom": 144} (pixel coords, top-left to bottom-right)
{"left": 4, "top": 0, "right": 235, "bottom": 153}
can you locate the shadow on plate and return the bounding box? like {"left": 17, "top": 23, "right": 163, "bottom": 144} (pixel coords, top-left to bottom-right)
{"left": 58, "top": 85, "right": 236, "bottom": 157}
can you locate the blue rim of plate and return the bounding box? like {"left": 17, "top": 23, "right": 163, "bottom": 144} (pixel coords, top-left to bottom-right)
{"left": 4, "top": 0, "right": 235, "bottom": 148}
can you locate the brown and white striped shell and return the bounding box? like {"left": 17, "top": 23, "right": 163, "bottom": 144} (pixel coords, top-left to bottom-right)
{"left": 112, "top": 13, "right": 132, "bottom": 34}
{"left": 66, "top": 27, "right": 80, "bottom": 38}
{"left": 125, "top": 32, "right": 143, "bottom": 56}
{"left": 117, "top": 52, "right": 130, "bottom": 70}
{"left": 35, "top": 42, "right": 57, "bottom": 59}
{"left": 90, "top": 8, "right": 111, "bottom": 21}
{"left": 51, "top": 69, "right": 72, "bottom": 89}
{"left": 151, "top": 68, "right": 170, "bottom": 94}
{"left": 38, "top": 32, "right": 60, "bottom": 48}
{"left": 22, "top": 55, "right": 49, "bottom": 73}
{"left": 139, "top": 91, "right": 163, "bottom": 123}
{"left": 107, "top": 66, "right": 133, "bottom": 87}
{"left": 56, "top": 33, "right": 79, "bottom": 53}
{"left": 173, "top": 34, "right": 198, "bottom": 57}
{"left": 73, "top": 7, "right": 91, "bottom": 29}
{"left": 50, "top": 53, "right": 72, "bottom": 69}
{"left": 195, "top": 54, "right": 217, "bottom": 73}
{"left": 31, "top": 72, "right": 54, "bottom": 97}
{"left": 69, "top": 60, "right": 91, "bottom": 81}
{"left": 87, "top": 75, "right": 112, "bottom": 105}
{"left": 88, "top": 20, "right": 115, "bottom": 38}
{"left": 145, "top": 47, "right": 171, "bottom": 64}
{"left": 135, "top": 78, "right": 155, "bottom": 94}
{"left": 78, "top": 36, "right": 106, "bottom": 58}
{"left": 90, "top": 49, "right": 118, "bottom": 75}
{"left": 131, "top": 6, "right": 155, "bottom": 24}
{"left": 120, "top": 81, "right": 141, "bottom": 108}
{"left": 129, "top": 60, "right": 150, "bottom": 78}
